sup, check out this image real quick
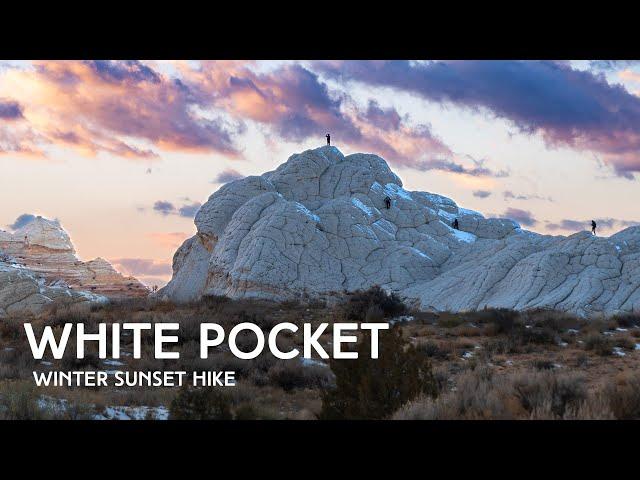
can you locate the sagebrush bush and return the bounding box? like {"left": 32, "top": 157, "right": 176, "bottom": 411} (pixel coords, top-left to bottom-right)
{"left": 338, "top": 286, "right": 407, "bottom": 322}
{"left": 169, "top": 386, "right": 232, "bottom": 420}
{"left": 583, "top": 333, "right": 614, "bottom": 356}
{"left": 604, "top": 372, "right": 640, "bottom": 419}
{"left": 393, "top": 369, "right": 589, "bottom": 420}
{"left": 320, "top": 328, "right": 436, "bottom": 420}
{"left": 267, "top": 361, "right": 334, "bottom": 392}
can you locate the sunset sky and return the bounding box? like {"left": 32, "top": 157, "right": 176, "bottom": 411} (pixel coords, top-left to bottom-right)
{"left": 2, "top": 60, "right": 640, "bottom": 286}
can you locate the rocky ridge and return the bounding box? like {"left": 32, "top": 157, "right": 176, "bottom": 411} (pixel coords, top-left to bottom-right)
{"left": 0, "top": 216, "right": 148, "bottom": 317}
{"left": 159, "top": 146, "right": 640, "bottom": 317}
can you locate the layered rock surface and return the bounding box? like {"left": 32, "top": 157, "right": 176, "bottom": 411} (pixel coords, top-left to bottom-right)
{"left": 0, "top": 216, "right": 148, "bottom": 317}
{"left": 160, "top": 146, "right": 640, "bottom": 317}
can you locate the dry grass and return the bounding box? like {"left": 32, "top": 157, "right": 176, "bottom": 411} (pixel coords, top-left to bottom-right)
{"left": 1, "top": 291, "right": 640, "bottom": 419}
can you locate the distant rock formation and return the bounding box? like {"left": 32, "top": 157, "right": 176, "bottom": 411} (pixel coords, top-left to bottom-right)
{"left": 0, "top": 216, "right": 148, "bottom": 317}
{"left": 160, "top": 146, "right": 640, "bottom": 317}
{"left": 0, "top": 263, "right": 105, "bottom": 318}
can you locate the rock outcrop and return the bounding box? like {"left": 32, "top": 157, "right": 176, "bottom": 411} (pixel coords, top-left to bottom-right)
{"left": 0, "top": 216, "right": 148, "bottom": 312}
{"left": 0, "top": 262, "right": 105, "bottom": 318}
{"left": 160, "top": 146, "right": 640, "bottom": 317}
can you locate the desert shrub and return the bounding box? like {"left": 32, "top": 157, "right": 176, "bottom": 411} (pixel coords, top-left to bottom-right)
{"left": 392, "top": 367, "right": 510, "bottom": 420}
{"left": 0, "top": 381, "right": 44, "bottom": 420}
{"left": 610, "top": 313, "right": 640, "bottom": 329}
{"left": 320, "top": 328, "right": 436, "bottom": 420}
{"left": 531, "top": 359, "right": 555, "bottom": 370}
{"left": 338, "top": 286, "right": 407, "bottom": 322}
{"left": 200, "top": 295, "right": 230, "bottom": 311}
{"left": 525, "top": 309, "right": 583, "bottom": 332}
{"left": 0, "top": 347, "right": 36, "bottom": 380}
{"left": 436, "top": 313, "right": 467, "bottom": 328}
{"left": 603, "top": 372, "right": 640, "bottom": 419}
{"left": 614, "top": 335, "right": 636, "bottom": 351}
{"left": 518, "top": 326, "right": 557, "bottom": 345}
{"left": 60, "top": 342, "right": 101, "bottom": 370}
{"left": 233, "top": 403, "right": 278, "bottom": 420}
{"left": 0, "top": 319, "right": 22, "bottom": 341}
{"left": 583, "top": 333, "right": 614, "bottom": 356}
{"left": 417, "top": 340, "right": 450, "bottom": 360}
{"left": 393, "top": 369, "right": 588, "bottom": 420}
{"left": 474, "top": 309, "right": 520, "bottom": 335}
{"left": 169, "top": 386, "right": 232, "bottom": 420}
{"left": 512, "top": 371, "right": 587, "bottom": 417}
{"left": 267, "top": 361, "right": 334, "bottom": 392}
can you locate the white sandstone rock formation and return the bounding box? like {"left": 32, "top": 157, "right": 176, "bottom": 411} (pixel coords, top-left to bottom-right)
{"left": 0, "top": 216, "right": 148, "bottom": 298}
{"left": 0, "top": 216, "right": 148, "bottom": 317}
{"left": 160, "top": 146, "right": 640, "bottom": 317}
{"left": 0, "top": 262, "right": 106, "bottom": 319}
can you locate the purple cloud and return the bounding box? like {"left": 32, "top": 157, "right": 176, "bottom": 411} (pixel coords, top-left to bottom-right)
{"left": 178, "top": 202, "right": 201, "bottom": 218}
{"left": 411, "top": 157, "right": 508, "bottom": 177}
{"left": 503, "top": 207, "right": 537, "bottom": 227}
{"left": 0, "top": 100, "right": 23, "bottom": 120}
{"left": 546, "top": 218, "right": 640, "bottom": 232}
{"left": 152, "top": 200, "right": 201, "bottom": 218}
{"left": 473, "top": 190, "right": 492, "bottom": 198}
{"left": 316, "top": 60, "right": 640, "bottom": 177}
{"left": 213, "top": 169, "right": 244, "bottom": 184}
{"left": 503, "top": 190, "right": 553, "bottom": 202}
{"left": 153, "top": 200, "right": 175, "bottom": 216}
{"left": 8, "top": 213, "right": 36, "bottom": 230}
{"left": 111, "top": 258, "right": 172, "bottom": 276}
{"left": 85, "top": 60, "right": 161, "bottom": 85}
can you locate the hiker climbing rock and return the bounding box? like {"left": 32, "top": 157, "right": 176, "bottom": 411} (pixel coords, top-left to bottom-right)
{"left": 591, "top": 220, "right": 597, "bottom": 236}
{"left": 453, "top": 218, "right": 459, "bottom": 230}
{"left": 326, "top": 133, "right": 331, "bottom": 145}
{"left": 384, "top": 196, "right": 391, "bottom": 209}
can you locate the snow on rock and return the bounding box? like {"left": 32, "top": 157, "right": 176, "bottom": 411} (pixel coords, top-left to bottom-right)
{"left": 159, "top": 146, "right": 640, "bottom": 317}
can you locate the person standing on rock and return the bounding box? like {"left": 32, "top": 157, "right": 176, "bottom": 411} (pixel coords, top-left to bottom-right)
{"left": 592, "top": 220, "right": 597, "bottom": 236}
{"left": 453, "top": 218, "right": 459, "bottom": 230}
{"left": 326, "top": 133, "right": 331, "bottom": 145}
{"left": 384, "top": 196, "right": 391, "bottom": 209}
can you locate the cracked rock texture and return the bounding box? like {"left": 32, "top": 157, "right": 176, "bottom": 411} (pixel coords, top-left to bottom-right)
{"left": 160, "top": 146, "right": 640, "bottom": 317}
{"left": 0, "top": 216, "right": 148, "bottom": 317}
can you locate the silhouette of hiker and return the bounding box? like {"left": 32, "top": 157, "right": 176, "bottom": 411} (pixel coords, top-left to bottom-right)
{"left": 326, "top": 133, "right": 331, "bottom": 145}
{"left": 384, "top": 196, "right": 391, "bottom": 209}
{"left": 591, "top": 220, "right": 597, "bottom": 236}
{"left": 453, "top": 218, "right": 459, "bottom": 230}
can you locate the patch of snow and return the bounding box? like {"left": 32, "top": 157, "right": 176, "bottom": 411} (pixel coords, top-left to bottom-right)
{"left": 351, "top": 198, "right": 374, "bottom": 217}
{"left": 613, "top": 347, "right": 626, "bottom": 357}
{"left": 462, "top": 351, "right": 474, "bottom": 359}
{"left": 389, "top": 315, "right": 414, "bottom": 325}
{"left": 300, "top": 358, "right": 328, "bottom": 368}
{"left": 103, "top": 359, "right": 125, "bottom": 366}
{"left": 95, "top": 405, "right": 169, "bottom": 421}
{"left": 383, "top": 183, "right": 413, "bottom": 201}
{"left": 458, "top": 207, "right": 483, "bottom": 218}
{"left": 450, "top": 228, "right": 477, "bottom": 244}
{"left": 294, "top": 203, "right": 320, "bottom": 222}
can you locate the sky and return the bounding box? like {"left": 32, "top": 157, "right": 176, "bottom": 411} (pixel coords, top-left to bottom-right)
{"left": 2, "top": 60, "right": 640, "bottom": 287}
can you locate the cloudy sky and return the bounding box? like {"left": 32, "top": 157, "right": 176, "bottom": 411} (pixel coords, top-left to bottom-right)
{"left": 2, "top": 60, "right": 640, "bottom": 286}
